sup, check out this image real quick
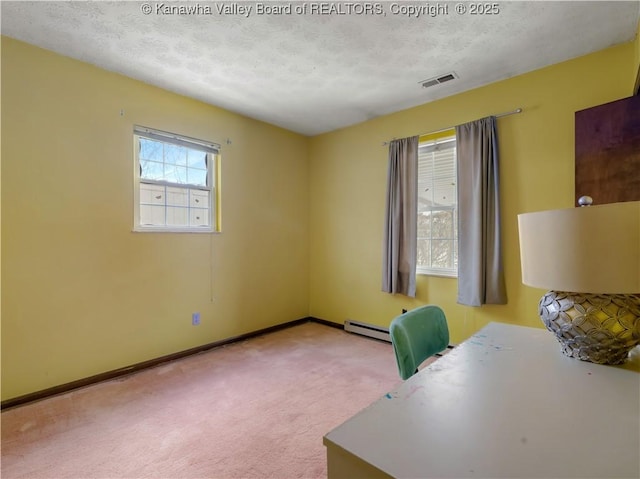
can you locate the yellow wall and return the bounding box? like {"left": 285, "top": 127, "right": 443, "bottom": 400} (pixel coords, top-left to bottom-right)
{"left": 1, "top": 37, "right": 310, "bottom": 400}
{"left": 308, "top": 42, "right": 636, "bottom": 344}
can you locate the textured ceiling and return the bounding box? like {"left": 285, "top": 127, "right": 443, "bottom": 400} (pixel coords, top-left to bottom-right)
{"left": 2, "top": 1, "right": 639, "bottom": 136}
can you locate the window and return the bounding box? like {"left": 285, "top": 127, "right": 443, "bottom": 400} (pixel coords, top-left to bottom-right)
{"left": 133, "top": 126, "right": 219, "bottom": 232}
{"left": 417, "top": 133, "right": 457, "bottom": 277}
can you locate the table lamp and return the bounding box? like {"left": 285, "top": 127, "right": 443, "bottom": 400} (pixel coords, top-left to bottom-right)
{"left": 518, "top": 199, "right": 640, "bottom": 364}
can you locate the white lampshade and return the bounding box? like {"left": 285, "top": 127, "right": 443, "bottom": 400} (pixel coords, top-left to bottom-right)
{"left": 518, "top": 201, "right": 640, "bottom": 294}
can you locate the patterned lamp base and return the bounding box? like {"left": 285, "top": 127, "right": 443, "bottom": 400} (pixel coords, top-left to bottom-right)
{"left": 539, "top": 291, "right": 640, "bottom": 365}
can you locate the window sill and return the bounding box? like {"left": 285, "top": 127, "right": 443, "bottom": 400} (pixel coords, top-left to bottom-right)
{"left": 417, "top": 269, "right": 458, "bottom": 279}
{"left": 133, "top": 227, "right": 218, "bottom": 234}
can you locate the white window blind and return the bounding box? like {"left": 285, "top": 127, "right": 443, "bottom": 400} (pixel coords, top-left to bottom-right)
{"left": 417, "top": 135, "right": 458, "bottom": 276}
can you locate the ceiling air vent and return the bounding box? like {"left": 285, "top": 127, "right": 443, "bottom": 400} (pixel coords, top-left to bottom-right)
{"left": 420, "top": 72, "right": 458, "bottom": 89}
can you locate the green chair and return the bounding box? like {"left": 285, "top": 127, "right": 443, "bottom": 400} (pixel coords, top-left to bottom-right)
{"left": 389, "top": 305, "right": 450, "bottom": 380}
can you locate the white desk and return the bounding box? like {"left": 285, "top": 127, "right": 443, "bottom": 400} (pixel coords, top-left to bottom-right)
{"left": 324, "top": 322, "right": 640, "bottom": 478}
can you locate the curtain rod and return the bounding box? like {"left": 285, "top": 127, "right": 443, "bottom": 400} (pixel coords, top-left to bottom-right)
{"left": 382, "top": 107, "right": 523, "bottom": 146}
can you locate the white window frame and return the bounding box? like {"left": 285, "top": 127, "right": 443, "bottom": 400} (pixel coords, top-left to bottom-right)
{"left": 133, "top": 125, "right": 219, "bottom": 233}
{"left": 417, "top": 134, "right": 458, "bottom": 277}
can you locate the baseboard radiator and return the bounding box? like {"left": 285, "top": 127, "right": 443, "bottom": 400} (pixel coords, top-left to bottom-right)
{"left": 344, "top": 320, "right": 391, "bottom": 343}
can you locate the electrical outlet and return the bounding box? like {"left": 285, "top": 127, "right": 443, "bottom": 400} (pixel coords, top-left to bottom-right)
{"left": 192, "top": 312, "right": 201, "bottom": 326}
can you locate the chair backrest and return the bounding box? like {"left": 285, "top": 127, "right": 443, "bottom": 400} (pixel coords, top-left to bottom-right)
{"left": 389, "top": 305, "right": 450, "bottom": 380}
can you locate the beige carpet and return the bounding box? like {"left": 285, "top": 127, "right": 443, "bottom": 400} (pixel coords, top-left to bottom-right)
{"left": 1, "top": 322, "right": 401, "bottom": 479}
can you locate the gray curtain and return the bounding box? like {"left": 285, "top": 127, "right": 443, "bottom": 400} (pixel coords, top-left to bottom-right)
{"left": 382, "top": 136, "right": 419, "bottom": 297}
{"left": 455, "top": 117, "right": 507, "bottom": 306}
